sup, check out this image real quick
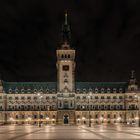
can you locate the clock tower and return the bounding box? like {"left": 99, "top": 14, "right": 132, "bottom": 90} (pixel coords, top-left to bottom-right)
{"left": 56, "top": 12, "right": 75, "bottom": 93}
{"left": 56, "top": 12, "right": 76, "bottom": 120}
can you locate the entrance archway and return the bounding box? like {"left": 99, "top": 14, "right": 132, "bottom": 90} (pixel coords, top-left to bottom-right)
{"left": 63, "top": 114, "right": 69, "bottom": 124}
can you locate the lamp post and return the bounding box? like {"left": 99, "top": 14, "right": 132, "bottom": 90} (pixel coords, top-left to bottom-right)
{"left": 134, "top": 93, "right": 140, "bottom": 127}
{"left": 37, "top": 92, "right": 43, "bottom": 127}
{"left": 88, "top": 92, "right": 92, "bottom": 127}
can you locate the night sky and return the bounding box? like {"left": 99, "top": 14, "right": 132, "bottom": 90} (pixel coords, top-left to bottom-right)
{"left": 0, "top": 0, "right": 140, "bottom": 83}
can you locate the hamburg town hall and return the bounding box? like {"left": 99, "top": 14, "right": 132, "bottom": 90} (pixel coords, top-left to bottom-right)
{"left": 0, "top": 12, "right": 140, "bottom": 126}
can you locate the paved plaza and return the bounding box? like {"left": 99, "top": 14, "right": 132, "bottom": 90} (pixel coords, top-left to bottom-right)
{"left": 0, "top": 125, "right": 140, "bottom": 140}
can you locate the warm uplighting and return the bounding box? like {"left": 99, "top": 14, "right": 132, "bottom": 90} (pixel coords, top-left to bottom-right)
{"left": 100, "top": 117, "right": 103, "bottom": 121}
{"left": 27, "top": 117, "right": 32, "bottom": 121}
{"left": 46, "top": 117, "right": 49, "bottom": 120}
{"left": 82, "top": 117, "right": 85, "bottom": 120}
{"left": 39, "top": 96, "right": 43, "bottom": 99}
{"left": 9, "top": 117, "right": 14, "bottom": 121}
{"left": 134, "top": 94, "right": 138, "bottom": 98}
{"left": 135, "top": 117, "right": 139, "bottom": 120}
{"left": 117, "top": 117, "right": 121, "bottom": 121}
{"left": 52, "top": 118, "right": 55, "bottom": 121}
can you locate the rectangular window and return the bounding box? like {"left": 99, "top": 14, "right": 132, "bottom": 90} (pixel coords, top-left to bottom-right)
{"left": 15, "top": 97, "right": 19, "bottom": 100}
{"left": 62, "top": 65, "right": 69, "bottom": 71}
{"left": 21, "top": 97, "right": 25, "bottom": 100}
{"left": 27, "top": 97, "right": 31, "bottom": 100}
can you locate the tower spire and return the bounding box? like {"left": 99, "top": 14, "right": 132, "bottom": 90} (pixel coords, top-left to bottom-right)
{"left": 61, "top": 11, "right": 71, "bottom": 45}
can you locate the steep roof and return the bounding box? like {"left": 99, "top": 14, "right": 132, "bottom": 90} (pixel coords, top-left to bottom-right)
{"left": 2, "top": 81, "right": 128, "bottom": 94}
{"left": 75, "top": 82, "right": 128, "bottom": 93}
{"left": 2, "top": 81, "right": 57, "bottom": 93}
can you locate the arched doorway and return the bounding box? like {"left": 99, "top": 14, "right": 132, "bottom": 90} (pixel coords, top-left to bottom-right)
{"left": 63, "top": 114, "right": 69, "bottom": 124}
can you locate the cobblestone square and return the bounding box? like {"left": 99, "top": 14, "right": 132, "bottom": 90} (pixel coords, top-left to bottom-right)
{"left": 0, "top": 125, "right": 140, "bottom": 140}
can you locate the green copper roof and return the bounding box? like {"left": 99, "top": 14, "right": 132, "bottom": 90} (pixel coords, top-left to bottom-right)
{"left": 76, "top": 82, "right": 128, "bottom": 88}
{"left": 2, "top": 81, "right": 57, "bottom": 93}
{"left": 75, "top": 82, "right": 128, "bottom": 93}
{"left": 2, "top": 81, "right": 128, "bottom": 94}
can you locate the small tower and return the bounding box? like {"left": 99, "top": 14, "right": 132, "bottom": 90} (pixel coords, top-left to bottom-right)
{"left": 128, "top": 70, "right": 138, "bottom": 91}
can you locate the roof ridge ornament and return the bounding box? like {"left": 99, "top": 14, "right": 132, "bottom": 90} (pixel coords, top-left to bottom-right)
{"left": 65, "top": 10, "right": 68, "bottom": 25}
{"left": 131, "top": 70, "right": 135, "bottom": 79}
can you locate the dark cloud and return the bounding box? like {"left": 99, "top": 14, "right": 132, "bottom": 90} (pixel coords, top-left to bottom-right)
{"left": 0, "top": 0, "right": 140, "bottom": 82}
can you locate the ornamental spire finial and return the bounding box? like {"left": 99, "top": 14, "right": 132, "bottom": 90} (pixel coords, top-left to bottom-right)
{"left": 65, "top": 10, "right": 68, "bottom": 25}
{"left": 131, "top": 70, "right": 135, "bottom": 79}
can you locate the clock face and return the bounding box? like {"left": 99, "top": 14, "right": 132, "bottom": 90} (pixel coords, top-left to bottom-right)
{"left": 63, "top": 65, "right": 69, "bottom": 71}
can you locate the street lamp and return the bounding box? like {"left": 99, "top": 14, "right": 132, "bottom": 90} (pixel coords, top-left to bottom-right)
{"left": 88, "top": 92, "right": 92, "bottom": 127}
{"left": 37, "top": 92, "right": 43, "bottom": 127}
{"left": 134, "top": 94, "right": 140, "bottom": 127}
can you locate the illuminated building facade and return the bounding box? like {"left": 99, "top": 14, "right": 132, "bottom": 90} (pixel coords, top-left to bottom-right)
{"left": 0, "top": 13, "right": 140, "bottom": 126}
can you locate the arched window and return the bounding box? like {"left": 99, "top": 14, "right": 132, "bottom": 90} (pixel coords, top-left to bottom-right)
{"left": 68, "top": 54, "right": 70, "bottom": 58}
{"left": 62, "top": 54, "right": 64, "bottom": 58}
{"left": 95, "top": 88, "right": 98, "bottom": 93}
{"left": 9, "top": 88, "right": 12, "bottom": 93}
{"left": 21, "top": 89, "right": 24, "bottom": 93}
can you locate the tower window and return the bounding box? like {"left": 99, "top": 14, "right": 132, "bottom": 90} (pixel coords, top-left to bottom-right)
{"left": 68, "top": 54, "right": 70, "bottom": 58}
{"left": 63, "top": 65, "right": 69, "bottom": 71}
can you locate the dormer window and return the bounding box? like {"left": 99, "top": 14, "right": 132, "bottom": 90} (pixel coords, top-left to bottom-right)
{"left": 15, "top": 88, "right": 18, "bottom": 93}
{"left": 39, "top": 88, "right": 43, "bottom": 93}
{"left": 76, "top": 89, "right": 80, "bottom": 93}
{"left": 27, "top": 89, "right": 31, "bottom": 93}
{"left": 46, "top": 89, "right": 49, "bottom": 93}
{"left": 9, "top": 88, "right": 12, "bottom": 93}
{"left": 113, "top": 88, "right": 116, "bottom": 93}
{"left": 95, "top": 88, "right": 98, "bottom": 93}
{"left": 101, "top": 88, "right": 104, "bottom": 93}
{"left": 107, "top": 88, "right": 110, "bottom": 93}
{"left": 89, "top": 88, "right": 92, "bottom": 92}
{"left": 83, "top": 89, "right": 86, "bottom": 93}
{"left": 119, "top": 88, "right": 122, "bottom": 93}
{"left": 34, "top": 89, "right": 37, "bottom": 93}
{"left": 21, "top": 89, "right": 24, "bottom": 93}
{"left": 52, "top": 89, "right": 55, "bottom": 93}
